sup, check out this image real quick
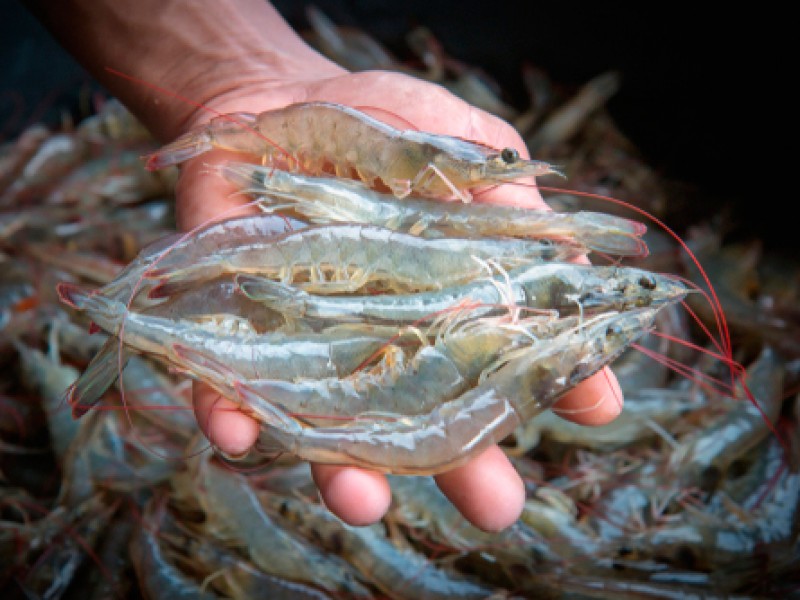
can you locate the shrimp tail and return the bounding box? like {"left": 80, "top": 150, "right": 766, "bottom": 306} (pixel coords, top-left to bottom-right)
{"left": 69, "top": 336, "right": 130, "bottom": 418}
{"left": 145, "top": 112, "right": 262, "bottom": 170}
{"left": 583, "top": 232, "right": 650, "bottom": 257}
{"left": 571, "top": 213, "right": 648, "bottom": 257}
{"left": 235, "top": 275, "right": 305, "bottom": 317}
{"left": 56, "top": 283, "right": 125, "bottom": 330}
{"left": 144, "top": 130, "right": 213, "bottom": 171}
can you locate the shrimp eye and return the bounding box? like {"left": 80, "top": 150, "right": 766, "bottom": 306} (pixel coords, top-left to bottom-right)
{"left": 500, "top": 147, "right": 519, "bottom": 164}
{"left": 638, "top": 275, "right": 656, "bottom": 290}
{"left": 606, "top": 325, "right": 622, "bottom": 337}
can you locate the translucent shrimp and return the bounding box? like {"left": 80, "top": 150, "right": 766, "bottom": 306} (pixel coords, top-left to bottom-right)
{"left": 672, "top": 347, "right": 786, "bottom": 492}
{"left": 0, "top": 124, "right": 49, "bottom": 194}
{"left": 57, "top": 283, "right": 400, "bottom": 381}
{"left": 142, "top": 222, "right": 583, "bottom": 295}
{"left": 629, "top": 433, "right": 800, "bottom": 574}
{"left": 44, "top": 150, "right": 178, "bottom": 207}
{"left": 131, "top": 500, "right": 221, "bottom": 600}
{"left": 193, "top": 456, "right": 371, "bottom": 596}
{"left": 75, "top": 98, "right": 154, "bottom": 145}
{"left": 221, "top": 161, "right": 648, "bottom": 256}
{"left": 145, "top": 101, "right": 562, "bottom": 202}
{"left": 261, "top": 493, "right": 500, "bottom": 599}
{"left": 236, "top": 261, "right": 689, "bottom": 326}
{"left": 169, "top": 524, "right": 334, "bottom": 600}
{"left": 247, "top": 307, "right": 664, "bottom": 474}
{"left": 388, "top": 475, "right": 557, "bottom": 570}
{"left": 14, "top": 338, "right": 79, "bottom": 464}
{"left": 170, "top": 311, "right": 581, "bottom": 423}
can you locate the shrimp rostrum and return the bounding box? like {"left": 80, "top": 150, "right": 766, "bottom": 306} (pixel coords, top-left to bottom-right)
{"left": 145, "top": 102, "right": 562, "bottom": 202}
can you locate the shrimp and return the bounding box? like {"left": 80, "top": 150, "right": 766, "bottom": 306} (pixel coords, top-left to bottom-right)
{"left": 45, "top": 150, "right": 178, "bottom": 207}
{"left": 131, "top": 500, "right": 222, "bottom": 600}
{"left": 14, "top": 494, "right": 117, "bottom": 600}
{"left": 142, "top": 222, "right": 583, "bottom": 296}
{"left": 261, "top": 493, "right": 500, "bottom": 599}
{"left": 304, "top": 5, "right": 398, "bottom": 72}
{"left": 75, "top": 98, "right": 154, "bottom": 145}
{"left": 57, "top": 282, "right": 402, "bottom": 381}
{"left": 220, "top": 160, "right": 647, "bottom": 256}
{"left": 24, "top": 243, "right": 124, "bottom": 284}
{"left": 246, "top": 307, "right": 663, "bottom": 474}
{"left": 388, "top": 475, "right": 557, "bottom": 572}
{"left": 169, "top": 310, "right": 582, "bottom": 423}
{"left": 0, "top": 124, "right": 49, "bottom": 194}
{"left": 628, "top": 432, "right": 800, "bottom": 575}
{"left": 0, "top": 132, "right": 88, "bottom": 208}
{"left": 168, "top": 523, "right": 334, "bottom": 600}
{"left": 14, "top": 338, "right": 80, "bottom": 464}
{"left": 145, "top": 101, "right": 562, "bottom": 202}
{"left": 236, "top": 261, "right": 689, "bottom": 326}
{"left": 672, "top": 347, "right": 786, "bottom": 492}
{"left": 525, "top": 70, "right": 621, "bottom": 154}
{"left": 193, "top": 456, "right": 372, "bottom": 596}
{"left": 510, "top": 387, "right": 701, "bottom": 454}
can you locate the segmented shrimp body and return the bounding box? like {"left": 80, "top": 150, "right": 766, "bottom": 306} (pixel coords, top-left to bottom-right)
{"left": 146, "top": 102, "right": 561, "bottom": 202}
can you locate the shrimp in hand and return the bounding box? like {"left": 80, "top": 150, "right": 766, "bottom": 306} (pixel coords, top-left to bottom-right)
{"left": 146, "top": 102, "right": 562, "bottom": 202}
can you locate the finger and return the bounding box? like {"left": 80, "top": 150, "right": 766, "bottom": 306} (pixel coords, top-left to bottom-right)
{"left": 193, "top": 381, "right": 259, "bottom": 456}
{"left": 435, "top": 445, "right": 525, "bottom": 533}
{"left": 311, "top": 463, "right": 391, "bottom": 526}
{"left": 551, "top": 366, "right": 624, "bottom": 426}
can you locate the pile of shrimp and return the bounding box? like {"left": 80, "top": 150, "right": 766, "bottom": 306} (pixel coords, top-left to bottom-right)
{"left": 2, "top": 33, "right": 799, "bottom": 599}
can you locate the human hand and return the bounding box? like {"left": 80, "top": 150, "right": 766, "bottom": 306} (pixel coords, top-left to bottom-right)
{"left": 173, "top": 69, "right": 624, "bottom": 532}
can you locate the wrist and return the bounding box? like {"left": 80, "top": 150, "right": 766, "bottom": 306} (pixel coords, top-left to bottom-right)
{"left": 25, "top": 0, "right": 345, "bottom": 142}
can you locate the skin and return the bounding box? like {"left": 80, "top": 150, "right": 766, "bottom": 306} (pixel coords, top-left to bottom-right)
{"left": 26, "top": 0, "right": 623, "bottom": 531}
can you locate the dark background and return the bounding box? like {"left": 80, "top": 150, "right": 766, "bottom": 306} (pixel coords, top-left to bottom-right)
{"left": 2, "top": 1, "right": 789, "bottom": 250}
